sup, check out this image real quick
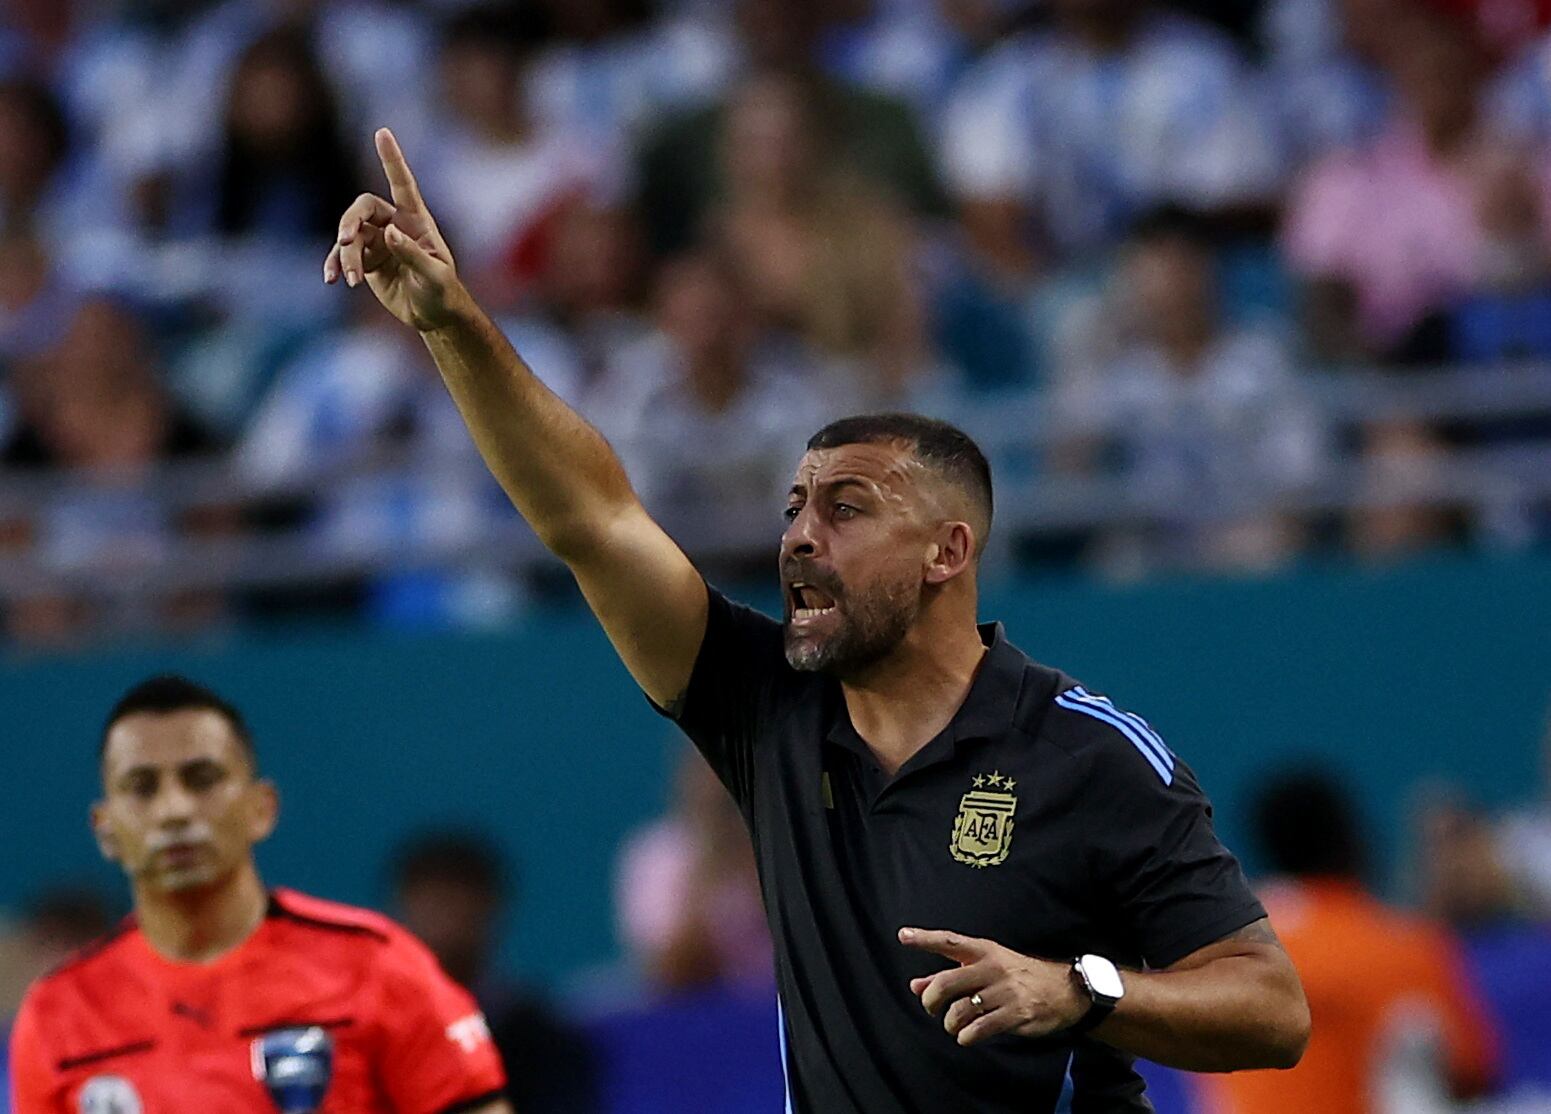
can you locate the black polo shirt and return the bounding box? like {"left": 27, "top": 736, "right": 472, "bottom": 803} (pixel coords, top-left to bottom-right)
{"left": 657, "top": 587, "right": 1265, "bottom": 1114}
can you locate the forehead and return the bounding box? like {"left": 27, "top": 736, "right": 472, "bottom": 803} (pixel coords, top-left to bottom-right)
{"left": 790, "top": 441, "right": 926, "bottom": 493}
{"left": 102, "top": 709, "right": 245, "bottom": 775}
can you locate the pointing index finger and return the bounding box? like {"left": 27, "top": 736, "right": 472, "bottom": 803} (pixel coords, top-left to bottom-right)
{"left": 898, "top": 927, "right": 987, "bottom": 964}
{"left": 375, "top": 127, "right": 425, "bottom": 212}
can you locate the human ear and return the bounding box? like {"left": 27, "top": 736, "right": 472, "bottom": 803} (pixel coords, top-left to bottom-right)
{"left": 923, "top": 523, "right": 974, "bottom": 585}
{"left": 91, "top": 802, "right": 120, "bottom": 863}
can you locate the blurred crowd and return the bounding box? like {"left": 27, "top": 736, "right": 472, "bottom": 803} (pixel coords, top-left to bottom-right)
{"left": 4, "top": 0, "right": 1551, "bottom": 645}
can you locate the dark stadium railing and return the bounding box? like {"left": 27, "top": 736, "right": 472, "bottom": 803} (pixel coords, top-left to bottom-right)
{"left": 1, "top": 361, "right": 1548, "bottom": 628}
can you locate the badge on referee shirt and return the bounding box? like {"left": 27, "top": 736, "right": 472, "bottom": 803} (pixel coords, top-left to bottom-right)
{"left": 950, "top": 771, "right": 1018, "bottom": 868}
{"left": 78, "top": 1075, "right": 142, "bottom": 1114}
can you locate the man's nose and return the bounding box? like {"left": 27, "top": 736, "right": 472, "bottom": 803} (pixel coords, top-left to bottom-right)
{"left": 152, "top": 782, "right": 197, "bottom": 827}
{"left": 781, "top": 507, "right": 821, "bottom": 561}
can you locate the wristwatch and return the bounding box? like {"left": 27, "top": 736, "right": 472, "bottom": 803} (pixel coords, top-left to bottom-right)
{"left": 1070, "top": 953, "right": 1125, "bottom": 1034}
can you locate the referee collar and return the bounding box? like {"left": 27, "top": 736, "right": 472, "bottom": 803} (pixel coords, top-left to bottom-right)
{"left": 823, "top": 621, "right": 1029, "bottom": 778}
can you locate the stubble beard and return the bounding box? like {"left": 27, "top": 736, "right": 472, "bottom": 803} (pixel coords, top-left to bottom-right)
{"left": 784, "top": 577, "right": 920, "bottom": 678}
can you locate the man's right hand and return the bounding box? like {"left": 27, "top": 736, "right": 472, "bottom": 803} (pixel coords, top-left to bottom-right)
{"left": 324, "top": 128, "right": 466, "bottom": 332}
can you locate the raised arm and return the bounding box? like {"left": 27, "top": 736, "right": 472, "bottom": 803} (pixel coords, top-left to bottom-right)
{"left": 324, "top": 129, "right": 706, "bottom": 707}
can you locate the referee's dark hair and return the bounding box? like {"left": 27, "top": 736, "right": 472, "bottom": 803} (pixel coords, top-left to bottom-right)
{"left": 1252, "top": 770, "right": 1364, "bottom": 881}
{"left": 807, "top": 414, "right": 994, "bottom": 550}
{"left": 101, "top": 675, "right": 255, "bottom": 768}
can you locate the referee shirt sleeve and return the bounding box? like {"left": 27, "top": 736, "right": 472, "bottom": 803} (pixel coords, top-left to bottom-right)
{"left": 9, "top": 993, "right": 60, "bottom": 1114}
{"left": 650, "top": 583, "right": 788, "bottom": 811}
{"left": 372, "top": 931, "right": 507, "bottom": 1114}
{"left": 1087, "top": 731, "right": 1266, "bottom": 970}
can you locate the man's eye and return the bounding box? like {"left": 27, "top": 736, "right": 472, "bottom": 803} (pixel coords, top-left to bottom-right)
{"left": 125, "top": 778, "right": 157, "bottom": 798}
{"left": 184, "top": 766, "right": 225, "bottom": 791}
{"left": 783, "top": 506, "right": 801, "bottom": 521}
{"left": 834, "top": 504, "right": 858, "bottom": 519}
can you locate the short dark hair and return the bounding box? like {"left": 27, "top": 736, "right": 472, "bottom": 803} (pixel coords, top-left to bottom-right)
{"left": 101, "top": 675, "right": 254, "bottom": 766}
{"left": 806, "top": 413, "right": 994, "bottom": 541}
{"left": 391, "top": 830, "right": 509, "bottom": 904}
{"left": 1252, "top": 770, "right": 1364, "bottom": 880}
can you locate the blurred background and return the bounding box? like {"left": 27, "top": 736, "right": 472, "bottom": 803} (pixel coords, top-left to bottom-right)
{"left": 1, "top": 0, "right": 1550, "bottom": 1110}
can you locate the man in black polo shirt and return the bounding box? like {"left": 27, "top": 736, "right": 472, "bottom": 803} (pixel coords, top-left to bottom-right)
{"left": 325, "top": 130, "right": 1311, "bottom": 1113}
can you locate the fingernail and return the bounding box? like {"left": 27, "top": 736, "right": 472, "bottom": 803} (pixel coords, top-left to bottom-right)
{"left": 346, "top": 270, "right": 358, "bottom": 287}
{"left": 899, "top": 928, "right": 914, "bottom": 941}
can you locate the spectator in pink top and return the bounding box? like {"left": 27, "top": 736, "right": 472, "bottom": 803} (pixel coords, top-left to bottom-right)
{"left": 1283, "top": 6, "right": 1551, "bottom": 360}
{"left": 615, "top": 747, "right": 773, "bottom": 994}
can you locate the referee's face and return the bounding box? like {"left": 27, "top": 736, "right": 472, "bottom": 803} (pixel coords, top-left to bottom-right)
{"left": 94, "top": 711, "right": 278, "bottom": 896}
{"left": 781, "top": 441, "right": 937, "bottom": 676}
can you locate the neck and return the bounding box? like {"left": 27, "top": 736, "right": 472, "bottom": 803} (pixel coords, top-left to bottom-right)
{"left": 134, "top": 862, "right": 268, "bottom": 964}
{"left": 840, "top": 597, "right": 988, "bottom": 776}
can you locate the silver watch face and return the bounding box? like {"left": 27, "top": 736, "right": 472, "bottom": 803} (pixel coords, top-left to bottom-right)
{"left": 1080, "top": 954, "right": 1125, "bottom": 1000}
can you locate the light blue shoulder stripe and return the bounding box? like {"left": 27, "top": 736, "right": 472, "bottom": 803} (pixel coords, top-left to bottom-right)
{"left": 1071, "top": 686, "right": 1175, "bottom": 763}
{"left": 1055, "top": 694, "right": 1174, "bottom": 784}
{"left": 1061, "top": 688, "right": 1174, "bottom": 770}
{"left": 777, "top": 996, "right": 795, "bottom": 1114}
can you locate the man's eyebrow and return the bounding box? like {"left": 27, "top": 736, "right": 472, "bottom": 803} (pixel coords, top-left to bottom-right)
{"left": 816, "top": 477, "right": 876, "bottom": 497}
{"left": 789, "top": 476, "right": 881, "bottom": 501}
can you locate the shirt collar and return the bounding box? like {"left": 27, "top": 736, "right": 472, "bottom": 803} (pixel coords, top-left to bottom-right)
{"left": 823, "top": 622, "right": 1031, "bottom": 769}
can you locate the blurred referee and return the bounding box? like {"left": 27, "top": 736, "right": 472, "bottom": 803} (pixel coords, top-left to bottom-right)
{"left": 9, "top": 676, "right": 512, "bottom": 1114}
{"left": 326, "top": 129, "right": 1310, "bottom": 1113}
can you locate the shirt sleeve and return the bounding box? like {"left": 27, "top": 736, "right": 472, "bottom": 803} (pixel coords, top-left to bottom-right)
{"left": 372, "top": 933, "right": 507, "bottom": 1114}
{"left": 9, "top": 994, "right": 62, "bottom": 1114}
{"left": 1083, "top": 717, "right": 1265, "bottom": 968}
{"left": 650, "top": 584, "right": 789, "bottom": 811}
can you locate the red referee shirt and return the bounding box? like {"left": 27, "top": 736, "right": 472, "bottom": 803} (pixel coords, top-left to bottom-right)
{"left": 8, "top": 888, "right": 507, "bottom": 1114}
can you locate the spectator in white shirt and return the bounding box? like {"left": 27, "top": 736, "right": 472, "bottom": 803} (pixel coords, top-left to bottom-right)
{"left": 1052, "top": 209, "right": 1323, "bottom": 576}
{"left": 421, "top": 5, "right": 620, "bottom": 310}
{"left": 590, "top": 247, "right": 845, "bottom": 545}
{"left": 941, "top": 0, "right": 1283, "bottom": 279}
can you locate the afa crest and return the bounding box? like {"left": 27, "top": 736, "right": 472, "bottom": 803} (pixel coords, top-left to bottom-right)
{"left": 950, "top": 770, "right": 1017, "bottom": 867}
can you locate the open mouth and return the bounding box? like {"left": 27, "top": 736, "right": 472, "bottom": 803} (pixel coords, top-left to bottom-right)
{"left": 788, "top": 582, "right": 839, "bottom": 622}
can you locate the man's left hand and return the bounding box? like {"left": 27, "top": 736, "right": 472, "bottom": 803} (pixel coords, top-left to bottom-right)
{"left": 899, "top": 927, "right": 1090, "bottom": 1046}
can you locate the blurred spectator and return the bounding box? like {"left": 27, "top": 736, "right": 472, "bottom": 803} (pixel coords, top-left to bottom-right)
{"left": 1201, "top": 771, "right": 1499, "bottom": 1114}
{"left": 1417, "top": 797, "right": 1551, "bottom": 1097}
{"left": 0, "top": 78, "right": 72, "bottom": 239}
{"left": 236, "top": 302, "right": 578, "bottom": 625}
{"left": 392, "top": 830, "right": 600, "bottom": 1114}
{"left": 0, "top": 886, "right": 116, "bottom": 1110}
{"left": 711, "top": 72, "right": 929, "bottom": 396}
{"left": 0, "top": 299, "right": 227, "bottom": 644}
{"left": 1346, "top": 421, "right": 1467, "bottom": 563}
{"left": 940, "top": 0, "right": 1282, "bottom": 280}
{"left": 1260, "top": 0, "right": 1392, "bottom": 159}
{"left": 1052, "top": 209, "right": 1323, "bottom": 576}
{"left": 1283, "top": 6, "right": 1551, "bottom": 362}
{"left": 0, "top": 230, "right": 74, "bottom": 367}
{"left": 527, "top": 201, "right": 651, "bottom": 387}
{"left": 614, "top": 748, "right": 771, "bottom": 993}
{"left": 421, "top": 5, "right": 619, "bottom": 309}
{"left": 1499, "top": 710, "right": 1551, "bottom": 918}
{"left": 587, "top": 247, "right": 845, "bottom": 541}
{"left": 525, "top": 0, "right": 734, "bottom": 143}
{"left": 815, "top": 0, "right": 1024, "bottom": 125}
{"left": 182, "top": 27, "right": 359, "bottom": 243}
{"left": 634, "top": 0, "right": 944, "bottom": 258}
{"left": 0, "top": 887, "right": 116, "bottom": 1022}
